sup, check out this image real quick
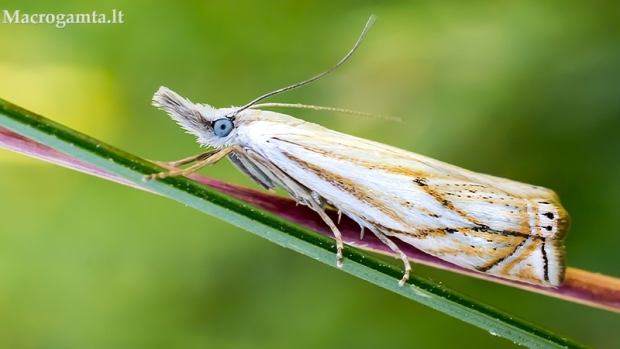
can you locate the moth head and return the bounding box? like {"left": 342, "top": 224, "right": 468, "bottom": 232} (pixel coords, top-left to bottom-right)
{"left": 152, "top": 86, "right": 239, "bottom": 148}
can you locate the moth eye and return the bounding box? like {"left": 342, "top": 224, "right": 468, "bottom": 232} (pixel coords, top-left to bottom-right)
{"left": 212, "top": 118, "right": 234, "bottom": 138}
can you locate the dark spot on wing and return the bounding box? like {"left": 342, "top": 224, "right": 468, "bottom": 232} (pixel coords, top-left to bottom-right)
{"left": 413, "top": 178, "right": 428, "bottom": 187}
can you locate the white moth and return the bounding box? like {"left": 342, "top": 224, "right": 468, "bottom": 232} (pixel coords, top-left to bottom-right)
{"left": 145, "top": 17, "right": 570, "bottom": 287}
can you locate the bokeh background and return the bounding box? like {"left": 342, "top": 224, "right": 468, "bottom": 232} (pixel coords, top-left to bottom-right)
{"left": 1, "top": 1, "right": 619, "bottom": 348}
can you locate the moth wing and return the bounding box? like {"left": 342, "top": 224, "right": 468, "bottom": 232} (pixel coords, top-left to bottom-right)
{"left": 242, "top": 116, "right": 568, "bottom": 286}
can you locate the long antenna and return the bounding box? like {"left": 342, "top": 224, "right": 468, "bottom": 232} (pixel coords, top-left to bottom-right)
{"left": 228, "top": 15, "right": 376, "bottom": 118}
{"left": 250, "top": 102, "right": 401, "bottom": 122}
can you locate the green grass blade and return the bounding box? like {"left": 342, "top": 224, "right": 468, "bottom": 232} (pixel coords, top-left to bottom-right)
{"left": 0, "top": 98, "right": 590, "bottom": 349}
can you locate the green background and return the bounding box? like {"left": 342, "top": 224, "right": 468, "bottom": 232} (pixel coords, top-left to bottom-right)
{"left": 1, "top": 1, "right": 619, "bottom": 348}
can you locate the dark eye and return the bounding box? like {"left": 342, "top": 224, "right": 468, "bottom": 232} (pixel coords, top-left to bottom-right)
{"left": 213, "top": 118, "right": 234, "bottom": 137}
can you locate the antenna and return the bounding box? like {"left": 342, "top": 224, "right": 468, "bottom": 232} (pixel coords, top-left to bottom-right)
{"left": 250, "top": 102, "right": 401, "bottom": 122}
{"left": 227, "top": 15, "right": 376, "bottom": 119}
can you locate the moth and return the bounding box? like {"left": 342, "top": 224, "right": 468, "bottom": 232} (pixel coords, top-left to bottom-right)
{"left": 145, "top": 17, "right": 570, "bottom": 287}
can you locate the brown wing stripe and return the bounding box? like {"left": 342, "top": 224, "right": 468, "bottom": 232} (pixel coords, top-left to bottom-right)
{"left": 412, "top": 178, "right": 487, "bottom": 226}
{"left": 476, "top": 237, "right": 528, "bottom": 272}
{"left": 281, "top": 151, "right": 406, "bottom": 224}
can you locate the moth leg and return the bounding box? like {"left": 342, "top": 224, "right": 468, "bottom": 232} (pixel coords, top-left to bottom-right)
{"left": 312, "top": 205, "right": 345, "bottom": 268}
{"left": 244, "top": 148, "right": 346, "bottom": 267}
{"left": 144, "top": 147, "right": 234, "bottom": 180}
{"left": 369, "top": 228, "right": 411, "bottom": 286}
{"left": 163, "top": 149, "right": 222, "bottom": 167}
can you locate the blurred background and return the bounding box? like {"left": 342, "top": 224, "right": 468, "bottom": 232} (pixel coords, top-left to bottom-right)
{"left": 1, "top": 1, "right": 619, "bottom": 348}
